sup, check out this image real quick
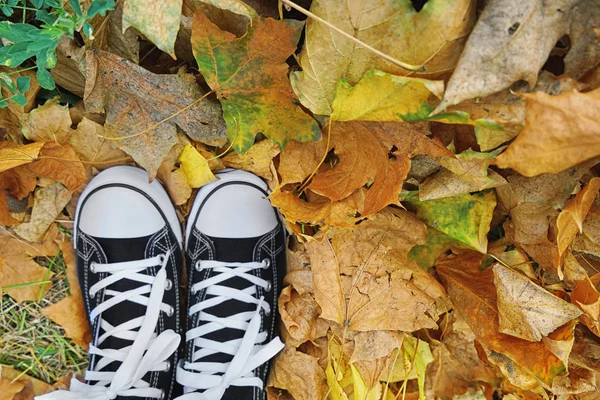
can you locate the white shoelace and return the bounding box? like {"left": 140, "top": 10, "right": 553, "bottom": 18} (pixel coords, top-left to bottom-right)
{"left": 37, "top": 252, "right": 180, "bottom": 400}
{"left": 176, "top": 259, "right": 284, "bottom": 400}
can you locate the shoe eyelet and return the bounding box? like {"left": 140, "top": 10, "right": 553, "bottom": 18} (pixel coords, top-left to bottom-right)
{"left": 265, "top": 281, "right": 272, "bottom": 292}
{"left": 88, "top": 290, "right": 95, "bottom": 299}
{"left": 265, "top": 306, "right": 272, "bottom": 316}
{"left": 164, "top": 279, "right": 173, "bottom": 291}
{"left": 195, "top": 261, "right": 202, "bottom": 272}
{"left": 262, "top": 258, "right": 271, "bottom": 269}
{"left": 166, "top": 306, "right": 174, "bottom": 317}
{"left": 158, "top": 254, "right": 166, "bottom": 264}
{"left": 90, "top": 263, "right": 97, "bottom": 273}
{"left": 159, "top": 390, "right": 165, "bottom": 400}
{"left": 163, "top": 360, "right": 171, "bottom": 372}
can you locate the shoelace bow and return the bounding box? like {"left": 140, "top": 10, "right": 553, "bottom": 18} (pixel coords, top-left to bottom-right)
{"left": 37, "top": 251, "right": 180, "bottom": 400}
{"left": 175, "top": 259, "right": 284, "bottom": 400}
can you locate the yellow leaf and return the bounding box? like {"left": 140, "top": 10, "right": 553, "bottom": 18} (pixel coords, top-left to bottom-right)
{"left": 401, "top": 335, "right": 434, "bottom": 400}
{"left": 0, "top": 141, "right": 45, "bottom": 174}
{"left": 350, "top": 364, "right": 382, "bottom": 400}
{"left": 178, "top": 144, "right": 217, "bottom": 188}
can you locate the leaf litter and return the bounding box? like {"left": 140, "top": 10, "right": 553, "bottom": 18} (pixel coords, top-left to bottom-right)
{"left": 1, "top": 0, "right": 600, "bottom": 399}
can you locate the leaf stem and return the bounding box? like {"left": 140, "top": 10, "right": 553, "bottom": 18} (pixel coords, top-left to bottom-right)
{"left": 8, "top": 65, "right": 37, "bottom": 75}
{"left": 279, "top": 0, "right": 425, "bottom": 72}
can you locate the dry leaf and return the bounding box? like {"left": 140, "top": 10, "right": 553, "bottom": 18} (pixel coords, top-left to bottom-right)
{"left": 278, "top": 286, "right": 329, "bottom": 344}
{"left": 222, "top": 139, "right": 280, "bottom": 180}
{"left": 291, "top": 0, "right": 476, "bottom": 115}
{"left": 84, "top": 50, "right": 226, "bottom": 177}
{"left": 41, "top": 242, "right": 91, "bottom": 349}
{"left": 122, "top": 0, "right": 182, "bottom": 57}
{"left": 572, "top": 276, "right": 600, "bottom": 336}
{"left": 437, "top": 251, "right": 567, "bottom": 389}
{"left": 493, "top": 264, "right": 582, "bottom": 342}
{"left": 191, "top": 10, "right": 320, "bottom": 152}
{"left": 494, "top": 89, "right": 600, "bottom": 176}
{"left": 27, "top": 143, "right": 86, "bottom": 191}
{"left": 0, "top": 229, "right": 57, "bottom": 302}
{"left": 0, "top": 68, "right": 40, "bottom": 143}
{"left": 0, "top": 141, "right": 45, "bottom": 174}
{"left": 439, "top": 0, "right": 600, "bottom": 109}
{"left": 267, "top": 347, "right": 328, "bottom": 400}
{"left": 51, "top": 38, "right": 86, "bottom": 97}
{"left": 14, "top": 183, "right": 72, "bottom": 243}
{"left": 0, "top": 379, "right": 25, "bottom": 400}
{"left": 350, "top": 331, "right": 404, "bottom": 364}
{"left": 177, "top": 144, "right": 216, "bottom": 188}
{"left": 156, "top": 133, "right": 192, "bottom": 206}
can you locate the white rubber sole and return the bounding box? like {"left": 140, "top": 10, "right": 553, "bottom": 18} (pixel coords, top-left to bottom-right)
{"left": 73, "top": 166, "right": 183, "bottom": 249}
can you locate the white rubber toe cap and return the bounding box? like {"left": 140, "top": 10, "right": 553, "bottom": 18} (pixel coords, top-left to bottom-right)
{"left": 186, "top": 169, "right": 278, "bottom": 244}
{"left": 74, "top": 166, "right": 182, "bottom": 247}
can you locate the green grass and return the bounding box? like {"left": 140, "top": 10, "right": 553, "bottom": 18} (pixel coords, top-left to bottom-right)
{"left": 0, "top": 252, "right": 88, "bottom": 384}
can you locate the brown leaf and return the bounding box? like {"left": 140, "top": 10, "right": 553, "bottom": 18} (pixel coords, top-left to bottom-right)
{"left": 493, "top": 264, "right": 582, "bottom": 342}
{"left": 27, "top": 143, "right": 86, "bottom": 191}
{"left": 0, "top": 364, "right": 55, "bottom": 396}
{"left": 267, "top": 347, "right": 328, "bottom": 400}
{"left": 84, "top": 50, "right": 226, "bottom": 177}
{"left": 0, "top": 167, "right": 37, "bottom": 200}
{"left": 41, "top": 242, "right": 91, "bottom": 349}
{"left": 21, "top": 98, "right": 127, "bottom": 168}
{"left": 0, "top": 229, "right": 57, "bottom": 302}
{"left": 222, "top": 139, "right": 280, "bottom": 181}
{"left": 495, "top": 89, "right": 600, "bottom": 176}
{"left": 350, "top": 330, "right": 404, "bottom": 364}
{"left": 572, "top": 276, "right": 600, "bottom": 336}
{"left": 51, "top": 38, "right": 86, "bottom": 97}
{"left": 156, "top": 133, "right": 192, "bottom": 206}
{"left": 436, "top": 251, "right": 567, "bottom": 389}
{"left": 308, "top": 209, "right": 446, "bottom": 332}
{"left": 278, "top": 286, "right": 329, "bottom": 344}
{"left": 14, "top": 183, "right": 72, "bottom": 243}
{"left": 0, "top": 379, "right": 25, "bottom": 400}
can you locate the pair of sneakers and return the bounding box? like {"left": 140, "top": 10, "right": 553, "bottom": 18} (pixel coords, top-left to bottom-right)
{"left": 39, "top": 166, "right": 286, "bottom": 400}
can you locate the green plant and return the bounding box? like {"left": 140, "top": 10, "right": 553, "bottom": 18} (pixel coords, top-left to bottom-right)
{"left": 0, "top": 0, "right": 114, "bottom": 107}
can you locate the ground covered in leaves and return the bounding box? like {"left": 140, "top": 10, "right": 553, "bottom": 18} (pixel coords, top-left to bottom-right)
{"left": 1, "top": 0, "right": 600, "bottom": 399}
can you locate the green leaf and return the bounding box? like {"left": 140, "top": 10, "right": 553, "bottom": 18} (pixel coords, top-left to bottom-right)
{"left": 36, "top": 67, "right": 55, "bottom": 90}
{"left": 16, "top": 75, "right": 30, "bottom": 93}
{"left": 408, "top": 227, "right": 468, "bottom": 269}
{"left": 87, "top": 0, "right": 115, "bottom": 18}
{"left": 405, "top": 190, "right": 497, "bottom": 253}
{"left": 0, "top": 100, "right": 9, "bottom": 108}
{"left": 12, "top": 93, "right": 27, "bottom": 106}
{"left": 402, "top": 335, "right": 434, "bottom": 400}
{"left": 191, "top": 10, "right": 320, "bottom": 153}
{"left": 0, "top": 72, "right": 15, "bottom": 92}
{"left": 30, "top": 0, "right": 44, "bottom": 8}
{"left": 68, "top": 0, "right": 83, "bottom": 16}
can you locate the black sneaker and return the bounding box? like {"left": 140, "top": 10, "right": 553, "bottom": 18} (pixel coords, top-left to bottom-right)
{"left": 176, "top": 169, "right": 286, "bottom": 400}
{"left": 40, "top": 166, "right": 184, "bottom": 400}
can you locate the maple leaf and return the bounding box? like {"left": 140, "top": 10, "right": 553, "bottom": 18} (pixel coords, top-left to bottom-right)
{"left": 278, "top": 285, "right": 329, "bottom": 344}
{"left": 495, "top": 88, "right": 600, "bottom": 176}
{"left": 307, "top": 209, "right": 447, "bottom": 332}
{"left": 436, "top": 251, "right": 567, "bottom": 390}
{"left": 122, "top": 0, "right": 182, "bottom": 58}
{"left": 84, "top": 50, "right": 226, "bottom": 177}
{"left": 222, "top": 139, "right": 280, "bottom": 181}
{"left": 191, "top": 10, "right": 320, "bottom": 153}
{"left": 438, "top": 0, "right": 600, "bottom": 110}
{"left": 291, "top": 0, "right": 476, "bottom": 115}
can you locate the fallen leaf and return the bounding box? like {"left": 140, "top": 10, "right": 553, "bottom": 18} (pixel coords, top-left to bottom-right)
{"left": 84, "top": 50, "right": 226, "bottom": 177}
{"left": 222, "top": 139, "right": 280, "bottom": 180}
{"left": 87, "top": 0, "right": 140, "bottom": 63}
{"left": 291, "top": 0, "right": 476, "bottom": 115}
{"left": 402, "top": 335, "right": 434, "bottom": 400}
{"left": 419, "top": 148, "right": 507, "bottom": 200}
{"left": 20, "top": 98, "right": 127, "bottom": 167}
{"left": 0, "top": 229, "right": 57, "bottom": 302}
{"left": 330, "top": 69, "right": 444, "bottom": 122}
{"left": 267, "top": 347, "right": 328, "bottom": 400}
{"left": 191, "top": 10, "right": 320, "bottom": 152}
{"left": 0, "top": 141, "right": 45, "bottom": 174}
{"left": 572, "top": 205, "right": 600, "bottom": 259}
{"left": 41, "top": 242, "right": 91, "bottom": 349}
{"left": 50, "top": 38, "right": 86, "bottom": 97}
{"left": 493, "top": 264, "right": 582, "bottom": 341}
{"left": 438, "top": 0, "right": 599, "bottom": 109}
{"left": 14, "top": 183, "right": 72, "bottom": 243}
{"left": 177, "top": 144, "right": 216, "bottom": 188}
{"left": 563, "top": 2, "right": 600, "bottom": 79}
{"left": 156, "top": 133, "right": 192, "bottom": 206}
{"left": 122, "top": 0, "right": 182, "bottom": 57}
{"left": 350, "top": 363, "right": 382, "bottom": 400}
{"left": 406, "top": 191, "right": 496, "bottom": 253}
{"left": 572, "top": 276, "right": 600, "bottom": 336}
{"left": 308, "top": 209, "right": 446, "bottom": 332}
{"left": 350, "top": 331, "right": 404, "bottom": 364}
{"left": 27, "top": 143, "right": 86, "bottom": 191}
{"left": 408, "top": 227, "right": 468, "bottom": 270}
{"left": 0, "top": 364, "right": 56, "bottom": 396}
{"left": 436, "top": 251, "right": 567, "bottom": 389}
{"left": 278, "top": 286, "right": 329, "bottom": 344}
{"left": 0, "top": 379, "right": 25, "bottom": 400}
{"left": 494, "top": 89, "right": 600, "bottom": 176}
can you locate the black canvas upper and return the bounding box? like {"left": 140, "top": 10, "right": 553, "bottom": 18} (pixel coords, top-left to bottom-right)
{"left": 76, "top": 184, "right": 183, "bottom": 400}
{"left": 183, "top": 186, "right": 286, "bottom": 400}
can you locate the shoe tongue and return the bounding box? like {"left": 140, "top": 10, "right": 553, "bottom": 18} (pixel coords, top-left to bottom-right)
{"left": 198, "top": 235, "right": 263, "bottom": 365}
{"left": 91, "top": 234, "right": 155, "bottom": 372}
